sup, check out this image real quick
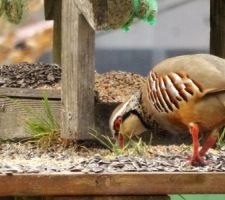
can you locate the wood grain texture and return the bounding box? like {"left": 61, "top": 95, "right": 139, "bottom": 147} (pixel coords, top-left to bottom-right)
{"left": 0, "top": 88, "right": 60, "bottom": 99}
{"left": 0, "top": 172, "right": 225, "bottom": 196}
{"left": 210, "top": 0, "right": 225, "bottom": 58}
{"left": 74, "top": 0, "right": 115, "bottom": 30}
{"left": 0, "top": 88, "right": 117, "bottom": 140}
{"left": 0, "top": 97, "right": 61, "bottom": 139}
{"left": 0, "top": 88, "right": 60, "bottom": 139}
{"left": 61, "top": 1, "right": 95, "bottom": 140}
{"left": 44, "top": 0, "right": 62, "bottom": 64}
{"left": 48, "top": 196, "right": 170, "bottom": 200}
{"left": 53, "top": 0, "right": 62, "bottom": 65}
{"left": 74, "top": 0, "right": 133, "bottom": 30}
{"left": 74, "top": 0, "right": 97, "bottom": 30}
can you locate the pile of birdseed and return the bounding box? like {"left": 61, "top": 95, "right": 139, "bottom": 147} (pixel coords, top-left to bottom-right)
{"left": 0, "top": 62, "right": 61, "bottom": 89}
{"left": 0, "top": 62, "right": 145, "bottom": 103}
{"left": 0, "top": 142, "right": 225, "bottom": 174}
{"left": 95, "top": 71, "right": 145, "bottom": 103}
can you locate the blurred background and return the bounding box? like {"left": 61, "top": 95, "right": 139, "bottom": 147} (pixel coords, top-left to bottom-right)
{"left": 0, "top": 0, "right": 209, "bottom": 75}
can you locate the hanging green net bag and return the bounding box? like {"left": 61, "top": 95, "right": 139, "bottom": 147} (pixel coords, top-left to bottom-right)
{"left": 5, "top": 0, "right": 26, "bottom": 24}
{"left": 106, "top": 0, "right": 158, "bottom": 31}
{"left": 0, "top": 0, "right": 26, "bottom": 24}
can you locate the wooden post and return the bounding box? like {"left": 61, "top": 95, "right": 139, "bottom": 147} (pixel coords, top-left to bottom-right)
{"left": 44, "top": 0, "right": 62, "bottom": 65}
{"left": 53, "top": 0, "right": 62, "bottom": 65}
{"left": 60, "top": 0, "right": 95, "bottom": 139}
{"left": 210, "top": 0, "right": 225, "bottom": 58}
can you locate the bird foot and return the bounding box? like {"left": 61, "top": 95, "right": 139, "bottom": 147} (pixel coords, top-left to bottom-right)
{"left": 189, "top": 156, "right": 207, "bottom": 167}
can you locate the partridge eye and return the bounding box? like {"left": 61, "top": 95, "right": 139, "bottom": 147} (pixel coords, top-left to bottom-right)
{"left": 113, "top": 116, "right": 122, "bottom": 132}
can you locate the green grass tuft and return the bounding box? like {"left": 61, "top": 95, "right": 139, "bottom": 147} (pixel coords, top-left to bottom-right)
{"left": 7, "top": 94, "right": 60, "bottom": 148}
{"left": 25, "top": 95, "right": 59, "bottom": 136}
{"left": 216, "top": 126, "right": 225, "bottom": 149}
{"left": 90, "top": 129, "right": 152, "bottom": 156}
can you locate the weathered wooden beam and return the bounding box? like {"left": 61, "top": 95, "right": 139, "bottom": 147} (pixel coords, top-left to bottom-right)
{"left": 44, "top": 0, "right": 55, "bottom": 20}
{"left": 74, "top": 0, "right": 133, "bottom": 30}
{"left": 0, "top": 97, "right": 61, "bottom": 139}
{"left": 47, "top": 196, "right": 170, "bottom": 200}
{"left": 0, "top": 88, "right": 116, "bottom": 140}
{"left": 44, "top": 0, "right": 62, "bottom": 65}
{"left": 52, "top": 0, "right": 62, "bottom": 65}
{"left": 76, "top": 0, "right": 108, "bottom": 30}
{"left": 61, "top": 1, "right": 95, "bottom": 140}
{"left": 210, "top": 0, "right": 225, "bottom": 58}
{"left": 0, "top": 173, "right": 225, "bottom": 196}
{"left": 0, "top": 88, "right": 60, "bottom": 99}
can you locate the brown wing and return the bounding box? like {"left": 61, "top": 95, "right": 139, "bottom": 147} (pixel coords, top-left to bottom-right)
{"left": 146, "top": 70, "right": 204, "bottom": 114}
{"left": 152, "top": 54, "right": 225, "bottom": 91}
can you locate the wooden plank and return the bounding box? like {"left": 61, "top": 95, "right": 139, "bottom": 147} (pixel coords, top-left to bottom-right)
{"left": 210, "top": 0, "right": 225, "bottom": 58}
{"left": 0, "top": 173, "right": 225, "bottom": 196}
{"left": 0, "top": 88, "right": 60, "bottom": 99}
{"left": 0, "top": 88, "right": 117, "bottom": 140}
{"left": 61, "top": 1, "right": 95, "bottom": 140}
{"left": 0, "top": 98, "right": 61, "bottom": 139}
{"left": 44, "top": 0, "right": 55, "bottom": 20}
{"left": 0, "top": 88, "right": 61, "bottom": 139}
{"left": 52, "top": 0, "right": 62, "bottom": 65}
{"left": 44, "top": 0, "right": 62, "bottom": 64}
{"left": 48, "top": 196, "right": 170, "bottom": 200}
{"left": 0, "top": 98, "right": 116, "bottom": 140}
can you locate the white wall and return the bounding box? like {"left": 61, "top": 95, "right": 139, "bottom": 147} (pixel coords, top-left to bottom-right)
{"left": 95, "top": 0, "right": 210, "bottom": 74}
{"left": 96, "top": 0, "right": 210, "bottom": 50}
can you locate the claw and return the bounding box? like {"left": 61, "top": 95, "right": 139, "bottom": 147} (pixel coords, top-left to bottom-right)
{"left": 190, "top": 156, "right": 207, "bottom": 167}
{"left": 186, "top": 155, "right": 207, "bottom": 166}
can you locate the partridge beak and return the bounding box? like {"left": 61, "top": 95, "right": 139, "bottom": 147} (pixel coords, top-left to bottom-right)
{"left": 113, "top": 131, "right": 119, "bottom": 139}
{"left": 114, "top": 131, "right": 125, "bottom": 148}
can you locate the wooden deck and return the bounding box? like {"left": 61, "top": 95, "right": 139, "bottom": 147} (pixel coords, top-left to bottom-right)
{"left": 0, "top": 172, "right": 224, "bottom": 196}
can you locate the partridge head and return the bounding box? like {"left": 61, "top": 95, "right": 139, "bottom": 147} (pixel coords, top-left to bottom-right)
{"left": 109, "top": 54, "right": 225, "bottom": 166}
{"left": 109, "top": 93, "right": 147, "bottom": 147}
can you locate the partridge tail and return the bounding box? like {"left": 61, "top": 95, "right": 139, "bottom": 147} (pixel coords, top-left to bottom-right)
{"left": 203, "top": 88, "right": 225, "bottom": 97}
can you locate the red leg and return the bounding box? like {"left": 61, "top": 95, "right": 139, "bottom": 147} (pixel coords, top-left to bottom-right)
{"left": 189, "top": 123, "right": 206, "bottom": 166}
{"left": 200, "top": 135, "right": 217, "bottom": 157}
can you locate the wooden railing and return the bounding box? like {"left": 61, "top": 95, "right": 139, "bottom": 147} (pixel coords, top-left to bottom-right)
{"left": 1, "top": 172, "right": 225, "bottom": 197}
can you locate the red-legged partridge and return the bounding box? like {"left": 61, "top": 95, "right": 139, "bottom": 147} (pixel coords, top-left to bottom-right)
{"left": 109, "top": 54, "right": 225, "bottom": 166}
